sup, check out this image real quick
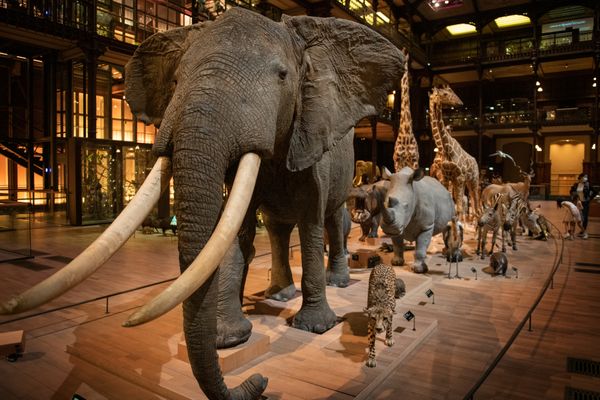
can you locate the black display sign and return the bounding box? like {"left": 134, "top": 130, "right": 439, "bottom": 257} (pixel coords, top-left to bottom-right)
{"left": 403, "top": 311, "right": 415, "bottom": 321}
{"left": 425, "top": 289, "right": 434, "bottom": 298}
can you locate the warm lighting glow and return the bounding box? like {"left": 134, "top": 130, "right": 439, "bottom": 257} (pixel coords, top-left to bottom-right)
{"left": 536, "top": 80, "right": 540, "bottom": 86}
{"left": 593, "top": 83, "right": 597, "bottom": 88}
{"left": 535, "top": 144, "right": 542, "bottom": 152}
{"left": 446, "top": 23, "right": 477, "bottom": 36}
{"left": 434, "top": 148, "right": 439, "bottom": 153}
{"left": 592, "top": 143, "right": 596, "bottom": 150}
{"left": 387, "top": 93, "right": 395, "bottom": 109}
{"left": 377, "top": 12, "right": 390, "bottom": 23}
{"left": 537, "top": 87, "right": 543, "bottom": 92}
{"left": 495, "top": 15, "right": 531, "bottom": 28}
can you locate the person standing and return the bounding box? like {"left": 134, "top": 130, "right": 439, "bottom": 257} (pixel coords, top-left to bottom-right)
{"left": 570, "top": 173, "right": 595, "bottom": 237}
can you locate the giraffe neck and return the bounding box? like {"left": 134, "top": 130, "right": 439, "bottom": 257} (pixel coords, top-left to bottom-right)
{"left": 430, "top": 99, "right": 444, "bottom": 152}
{"left": 399, "top": 70, "right": 412, "bottom": 138}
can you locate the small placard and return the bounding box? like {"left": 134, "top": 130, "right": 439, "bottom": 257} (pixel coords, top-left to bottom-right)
{"left": 425, "top": 289, "right": 434, "bottom": 298}
{"left": 403, "top": 310, "right": 415, "bottom": 321}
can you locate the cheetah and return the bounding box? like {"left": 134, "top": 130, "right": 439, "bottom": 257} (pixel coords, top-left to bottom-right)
{"left": 365, "top": 263, "right": 405, "bottom": 368}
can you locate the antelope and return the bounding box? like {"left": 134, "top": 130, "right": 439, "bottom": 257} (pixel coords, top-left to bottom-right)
{"left": 476, "top": 194, "right": 505, "bottom": 259}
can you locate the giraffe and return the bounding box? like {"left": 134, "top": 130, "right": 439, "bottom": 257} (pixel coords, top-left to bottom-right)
{"left": 432, "top": 86, "right": 481, "bottom": 221}
{"left": 428, "top": 85, "right": 462, "bottom": 188}
{"left": 393, "top": 50, "right": 419, "bottom": 172}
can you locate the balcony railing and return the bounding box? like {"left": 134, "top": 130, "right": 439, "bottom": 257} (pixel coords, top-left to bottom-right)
{"left": 438, "top": 106, "right": 592, "bottom": 130}
{"left": 0, "top": 0, "right": 193, "bottom": 45}
{"left": 431, "top": 28, "right": 594, "bottom": 66}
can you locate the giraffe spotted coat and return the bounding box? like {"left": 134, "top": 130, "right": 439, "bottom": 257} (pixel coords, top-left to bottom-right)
{"left": 393, "top": 50, "right": 419, "bottom": 172}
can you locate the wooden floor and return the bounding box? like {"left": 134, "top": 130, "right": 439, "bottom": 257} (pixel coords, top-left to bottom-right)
{"left": 0, "top": 201, "right": 598, "bottom": 399}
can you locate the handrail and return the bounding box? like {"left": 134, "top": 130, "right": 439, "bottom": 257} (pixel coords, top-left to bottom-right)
{"left": 463, "top": 219, "right": 565, "bottom": 400}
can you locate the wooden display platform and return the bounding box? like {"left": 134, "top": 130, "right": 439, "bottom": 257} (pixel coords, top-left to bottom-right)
{"left": 1, "top": 202, "right": 599, "bottom": 399}
{"left": 0, "top": 329, "right": 25, "bottom": 357}
{"left": 177, "top": 332, "right": 270, "bottom": 374}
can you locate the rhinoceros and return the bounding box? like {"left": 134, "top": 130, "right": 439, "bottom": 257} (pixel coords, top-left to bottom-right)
{"left": 379, "top": 167, "right": 455, "bottom": 273}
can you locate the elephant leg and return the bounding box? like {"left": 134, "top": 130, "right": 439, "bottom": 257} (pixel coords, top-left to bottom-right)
{"left": 325, "top": 205, "right": 350, "bottom": 288}
{"left": 264, "top": 217, "right": 297, "bottom": 302}
{"left": 413, "top": 228, "right": 433, "bottom": 273}
{"left": 292, "top": 219, "right": 337, "bottom": 333}
{"left": 216, "top": 203, "right": 258, "bottom": 349}
{"left": 391, "top": 235, "right": 405, "bottom": 266}
{"left": 216, "top": 237, "right": 253, "bottom": 348}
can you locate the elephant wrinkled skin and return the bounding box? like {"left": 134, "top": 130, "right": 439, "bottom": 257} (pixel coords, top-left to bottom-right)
{"left": 124, "top": 8, "right": 405, "bottom": 400}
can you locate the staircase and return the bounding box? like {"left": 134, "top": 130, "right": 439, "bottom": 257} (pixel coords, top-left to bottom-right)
{"left": 0, "top": 142, "right": 45, "bottom": 177}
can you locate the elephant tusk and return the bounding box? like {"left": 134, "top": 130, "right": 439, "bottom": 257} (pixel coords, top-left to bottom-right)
{"left": 0, "top": 157, "right": 172, "bottom": 315}
{"left": 123, "top": 152, "right": 261, "bottom": 327}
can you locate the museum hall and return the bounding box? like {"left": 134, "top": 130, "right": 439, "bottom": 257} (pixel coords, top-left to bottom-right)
{"left": 0, "top": 1, "right": 599, "bottom": 399}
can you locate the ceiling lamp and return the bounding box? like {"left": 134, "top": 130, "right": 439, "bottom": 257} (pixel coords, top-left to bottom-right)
{"left": 446, "top": 23, "right": 477, "bottom": 36}
{"left": 495, "top": 15, "right": 531, "bottom": 28}
{"left": 429, "top": 0, "right": 463, "bottom": 11}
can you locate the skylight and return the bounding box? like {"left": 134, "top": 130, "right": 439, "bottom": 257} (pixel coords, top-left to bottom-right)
{"left": 429, "top": 0, "right": 464, "bottom": 11}
{"left": 446, "top": 23, "right": 477, "bottom": 36}
{"left": 495, "top": 15, "right": 531, "bottom": 28}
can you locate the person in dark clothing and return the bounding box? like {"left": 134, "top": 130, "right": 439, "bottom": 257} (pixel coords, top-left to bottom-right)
{"left": 570, "top": 173, "right": 596, "bottom": 234}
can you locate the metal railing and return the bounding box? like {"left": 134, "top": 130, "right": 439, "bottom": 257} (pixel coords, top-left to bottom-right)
{"left": 463, "top": 219, "right": 565, "bottom": 399}
{"left": 0, "top": 241, "right": 303, "bottom": 326}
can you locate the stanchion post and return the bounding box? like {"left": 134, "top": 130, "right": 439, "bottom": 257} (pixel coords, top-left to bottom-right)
{"left": 105, "top": 297, "right": 109, "bottom": 314}
{"left": 528, "top": 315, "right": 532, "bottom": 332}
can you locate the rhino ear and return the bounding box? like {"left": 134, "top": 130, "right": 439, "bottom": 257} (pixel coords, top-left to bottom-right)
{"left": 284, "top": 15, "right": 405, "bottom": 171}
{"left": 382, "top": 167, "right": 392, "bottom": 180}
{"left": 410, "top": 168, "right": 426, "bottom": 182}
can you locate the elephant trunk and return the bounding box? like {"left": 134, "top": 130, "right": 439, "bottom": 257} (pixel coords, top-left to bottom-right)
{"left": 172, "top": 133, "right": 266, "bottom": 400}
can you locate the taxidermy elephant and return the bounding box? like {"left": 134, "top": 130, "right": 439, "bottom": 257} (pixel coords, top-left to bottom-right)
{"left": 0, "top": 8, "right": 406, "bottom": 400}
{"left": 379, "top": 167, "right": 454, "bottom": 273}
{"left": 324, "top": 206, "right": 352, "bottom": 255}
{"left": 348, "top": 180, "right": 389, "bottom": 241}
{"left": 352, "top": 159, "right": 381, "bottom": 186}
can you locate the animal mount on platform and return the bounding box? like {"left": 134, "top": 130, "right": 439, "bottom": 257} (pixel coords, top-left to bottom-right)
{"left": 490, "top": 252, "right": 508, "bottom": 276}
{"left": 443, "top": 216, "right": 463, "bottom": 279}
{"left": 365, "top": 263, "right": 401, "bottom": 367}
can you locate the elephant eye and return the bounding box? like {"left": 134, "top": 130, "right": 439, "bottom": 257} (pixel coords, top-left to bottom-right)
{"left": 278, "top": 68, "right": 288, "bottom": 81}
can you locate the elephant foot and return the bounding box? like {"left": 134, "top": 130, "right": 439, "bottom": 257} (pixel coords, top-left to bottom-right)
{"left": 385, "top": 338, "right": 394, "bottom": 347}
{"left": 265, "top": 283, "right": 297, "bottom": 302}
{"left": 292, "top": 303, "right": 337, "bottom": 333}
{"left": 230, "top": 373, "right": 268, "bottom": 400}
{"left": 216, "top": 316, "right": 252, "bottom": 349}
{"left": 412, "top": 261, "right": 428, "bottom": 274}
{"left": 366, "top": 358, "right": 376, "bottom": 368}
{"left": 391, "top": 256, "right": 404, "bottom": 266}
{"left": 327, "top": 265, "right": 350, "bottom": 288}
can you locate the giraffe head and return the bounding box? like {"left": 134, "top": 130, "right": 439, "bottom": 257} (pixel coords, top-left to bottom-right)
{"left": 431, "top": 85, "right": 463, "bottom": 107}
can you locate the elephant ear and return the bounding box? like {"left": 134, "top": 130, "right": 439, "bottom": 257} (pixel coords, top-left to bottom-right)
{"left": 125, "top": 24, "right": 204, "bottom": 127}
{"left": 283, "top": 15, "right": 406, "bottom": 172}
